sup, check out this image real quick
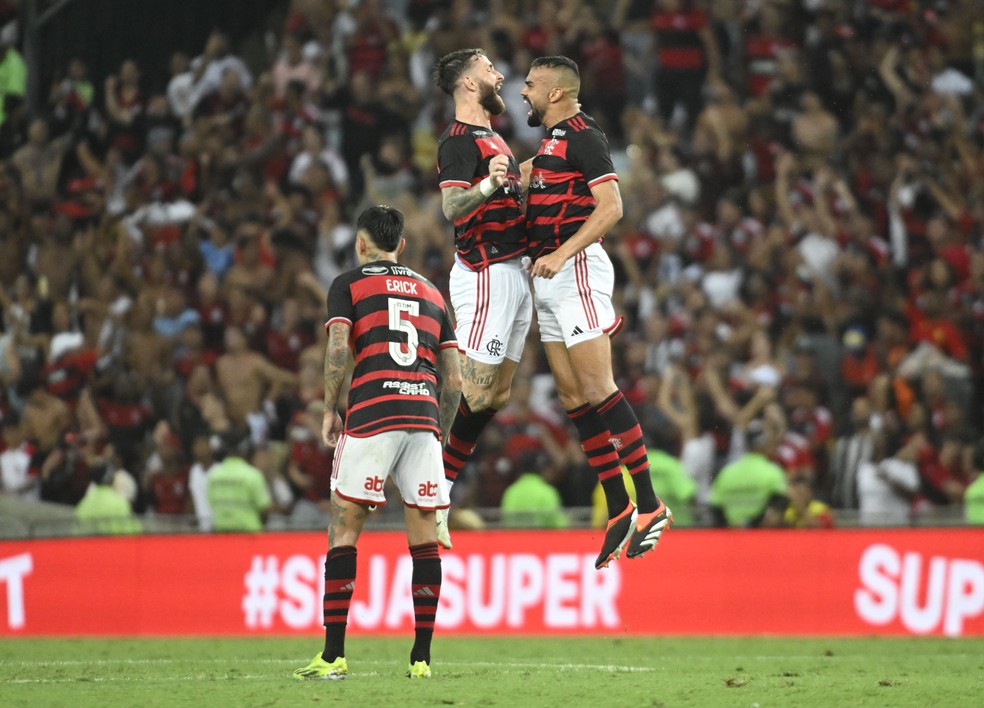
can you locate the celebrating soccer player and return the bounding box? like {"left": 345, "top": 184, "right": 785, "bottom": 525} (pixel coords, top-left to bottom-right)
{"left": 431, "top": 48, "right": 532, "bottom": 549}
{"left": 293, "top": 206, "right": 461, "bottom": 681}
{"left": 521, "top": 56, "right": 672, "bottom": 569}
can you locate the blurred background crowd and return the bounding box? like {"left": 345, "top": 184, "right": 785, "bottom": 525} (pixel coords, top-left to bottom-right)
{"left": 1, "top": 0, "right": 984, "bottom": 536}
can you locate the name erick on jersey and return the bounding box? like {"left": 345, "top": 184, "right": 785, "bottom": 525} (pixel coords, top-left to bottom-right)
{"left": 525, "top": 112, "right": 618, "bottom": 260}
{"left": 437, "top": 120, "right": 527, "bottom": 271}
{"left": 325, "top": 261, "right": 457, "bottom": 438}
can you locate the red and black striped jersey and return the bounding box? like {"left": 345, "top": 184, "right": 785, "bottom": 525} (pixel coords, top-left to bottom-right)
{"left": 525, "top": 112, "right": 617, "bottom": 260}
{"left": 651, "top": 9, "right": 708, "bottom": 70}
{"left": 325, "top": 261, "right": 457, "bottom": 439}
{"left": 436, "top": 120, "right": 527, "bottom": 271}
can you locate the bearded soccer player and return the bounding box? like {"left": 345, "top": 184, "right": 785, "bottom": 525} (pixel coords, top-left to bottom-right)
{"left": 293, "top": 206, "right": 462, "bottom": 681}
{"left": 521, "top": 56, "right": 671, "bottom": 568}
{"left": 432, "top": 48, "right": 532, "bottom": 549}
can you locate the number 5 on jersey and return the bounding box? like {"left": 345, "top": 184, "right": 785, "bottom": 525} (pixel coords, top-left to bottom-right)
{"left": 388, "top": 297, "right": 419, "bottom": 366}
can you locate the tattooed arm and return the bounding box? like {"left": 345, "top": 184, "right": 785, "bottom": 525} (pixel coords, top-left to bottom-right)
{"left": 322, "top": 321, "right": 351, "bottom": 448}
{"left": 441, "top": 153, "right": 509, "bottom": 221}
{"left": 437, "top": 346, "right": 463, "bottom": 443}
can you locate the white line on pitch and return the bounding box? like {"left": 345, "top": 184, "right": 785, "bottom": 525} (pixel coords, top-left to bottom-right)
{"left": 1, "top": 658, "right": 655, "bottom": 673}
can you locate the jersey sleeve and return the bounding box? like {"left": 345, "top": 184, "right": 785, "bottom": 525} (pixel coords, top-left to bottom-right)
{"left": 439, "top": 306, "right": 457, "bottom": 348}
{"left": 325, "top": 274, "right": 354, "bottom": 330}
{"left": 569, "top": 128, "right": 618, "bottom": 189}
{"left": 437, "top": 134, "right": 479, "bottom": 189}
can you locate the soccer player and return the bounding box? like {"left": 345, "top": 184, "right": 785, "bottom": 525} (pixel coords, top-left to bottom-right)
{"left": 431, "top": 48, "right": 532, "bottom": 548}
{"left": 521, "top": 56, "right": 671, "bottom": 569}
{"left": 293, "top": 206, "right": 462, "bottom": 681}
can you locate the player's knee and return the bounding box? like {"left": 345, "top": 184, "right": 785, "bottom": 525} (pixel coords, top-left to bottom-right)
{"left": 461, "top": 361, "right": 501, "bottom": 410}
{"left": 580, "top": 379, "right": 618, "bottom": 406}
{"left": 490, "top": 388, "right": 511, "bottom": 410}
{"left": 555, "top": 388, "right": 585, "bottom": 411}
{"left": 462, "top": 381, "right": 496, "bottom": 411}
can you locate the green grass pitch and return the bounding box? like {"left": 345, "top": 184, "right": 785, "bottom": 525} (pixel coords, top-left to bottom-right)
{"left": 2, "top": 636, "right": 982, "bottom": 707}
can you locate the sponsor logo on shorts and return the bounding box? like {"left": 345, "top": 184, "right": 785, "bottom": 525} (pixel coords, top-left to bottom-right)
{"left": 485, "top": 338, "right": 503, "bottom": 357}
{"left": 382, "top": 381, "right": 430, "bottom": 396}
{"left": 417, "top": 481, "right": 438, "bottom": 498}
{"left": 570, "top": 326, "right": 584, "bottom": 338}
{"left": 364, "top": 476, "right": 385, "bottom": 493}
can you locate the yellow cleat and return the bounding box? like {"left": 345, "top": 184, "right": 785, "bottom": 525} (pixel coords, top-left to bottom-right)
{"left": 292, "top": 653, "right": 348, "bottom": 680}
{"left": 407, "top": 660, "right": 432, "bottom": 679}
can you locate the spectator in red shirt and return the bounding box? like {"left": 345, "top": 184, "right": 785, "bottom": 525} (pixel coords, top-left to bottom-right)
{"left": 910, "top": 291, "right": 969, "bottom": 362}
{"left": 742, "top": 3, "right": 798, "bottom": 98}
{"left": 286, "top": 401, "right": 333, "bottom": 524}
{"left": 650, "top": 0, "right": 719, "bottom": 127}
{"left": 143, "top": 423, "right": 190, "bottom": 517}
{"left": 264, "top": 297, "right": 312, "bottom": 373}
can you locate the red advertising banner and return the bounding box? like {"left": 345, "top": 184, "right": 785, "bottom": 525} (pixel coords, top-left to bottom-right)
{"left": 1, "top": 529, "right": 982, "bottom": 637}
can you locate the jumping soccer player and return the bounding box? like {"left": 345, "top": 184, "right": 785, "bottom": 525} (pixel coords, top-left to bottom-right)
{"left": 431, "top": 48, "right": 532, "bottom": 549}
{"left": 521, "top": 56, "right": 671, "bottom": 568}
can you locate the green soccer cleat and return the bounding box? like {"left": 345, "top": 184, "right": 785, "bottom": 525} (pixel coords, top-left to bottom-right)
{"left": 407, "top": 660, "right": 432, "bottom": 679}
{"left": 292, "top": 653, "right": 348, "bottom": 680}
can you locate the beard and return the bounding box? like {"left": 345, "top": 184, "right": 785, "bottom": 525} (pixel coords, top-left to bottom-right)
{"left": 526, "top": 104, "right": 544, "bottom": 128}
{"left": 479, "top": 82, "right": 505, "bottom": 116}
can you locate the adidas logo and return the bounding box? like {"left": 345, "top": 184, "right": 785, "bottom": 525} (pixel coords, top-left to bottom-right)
{"left": 570, "top": 325, "right": 584, "bottom": 337}
{"left": 340, "top": 582, "right": 355, "bottom": 592}
{"left": 413, "top": 586, "right": 436, "bottom": 597}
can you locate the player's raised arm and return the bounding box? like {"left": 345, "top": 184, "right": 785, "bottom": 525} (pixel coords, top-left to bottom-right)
{"left": 441, "top": 153, "right": 509, "bottom": 222}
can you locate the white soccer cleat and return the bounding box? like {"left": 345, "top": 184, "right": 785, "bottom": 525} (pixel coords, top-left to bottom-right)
{"left": 436, "top": 508, "right": 452, "bottom": 550}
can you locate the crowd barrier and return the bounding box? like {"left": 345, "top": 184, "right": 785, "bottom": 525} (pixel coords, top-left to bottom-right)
{"left": 1, "top": 528, "right": 981, "bottom": 637}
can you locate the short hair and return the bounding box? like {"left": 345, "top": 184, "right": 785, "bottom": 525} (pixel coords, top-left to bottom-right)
{"left": 432, "top": 48, "right": 486, "bottom": 96}
{"left": 356, "top": 205, "right": 404, "bottom": 252}
{"left": 529, "top": 55, "right": 580, "bottom": 78}
{"left": 529, "top": 55, "right": 580, "bottom": 96}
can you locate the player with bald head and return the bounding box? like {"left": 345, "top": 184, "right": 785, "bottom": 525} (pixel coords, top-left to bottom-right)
{"left": 431, "top": 49, "right": 533, "bottom": 549}
{"left": 522, "top": 56, "right": 672, "bottom": 569}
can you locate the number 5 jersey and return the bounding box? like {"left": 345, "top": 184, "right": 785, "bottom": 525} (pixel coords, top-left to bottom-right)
{"left": 325, "top": 262, "right": 458, "bottom": 438}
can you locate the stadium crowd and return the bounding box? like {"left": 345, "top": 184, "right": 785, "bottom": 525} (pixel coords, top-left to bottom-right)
{"left": 1, "top": 0, "right": 984, "bottom": 534}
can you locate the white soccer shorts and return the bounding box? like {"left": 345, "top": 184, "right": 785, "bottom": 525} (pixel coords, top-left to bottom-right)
{"left": 533, "top": 242, "right": 623, "bottom": 347}
{"left": 330, "top": 429, "right": 449, "bottom": 510}
{"left": 448, "top": 256, "right": 532, "bottom": 365}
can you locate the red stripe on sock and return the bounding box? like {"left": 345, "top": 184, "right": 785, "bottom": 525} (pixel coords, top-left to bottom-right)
{"left": 597, "top": 466, "right": 623, "bottom": 481}
{"left": 409, "top": 543, "right": 441, "bottom": 560}
{"left": 624, "top": 449, "right": 649, "bottom": 476}
{"left": 445, "top": 435, "right": 477, "bottom": 456}
{"left": 597, "top": 391, "right": 624, "bottom": 415}
{"left": 324, "top": 579, "right": 354, "bottom": 594}
{"left": 580, "top": 431, "right": 614, "bottom": 452}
